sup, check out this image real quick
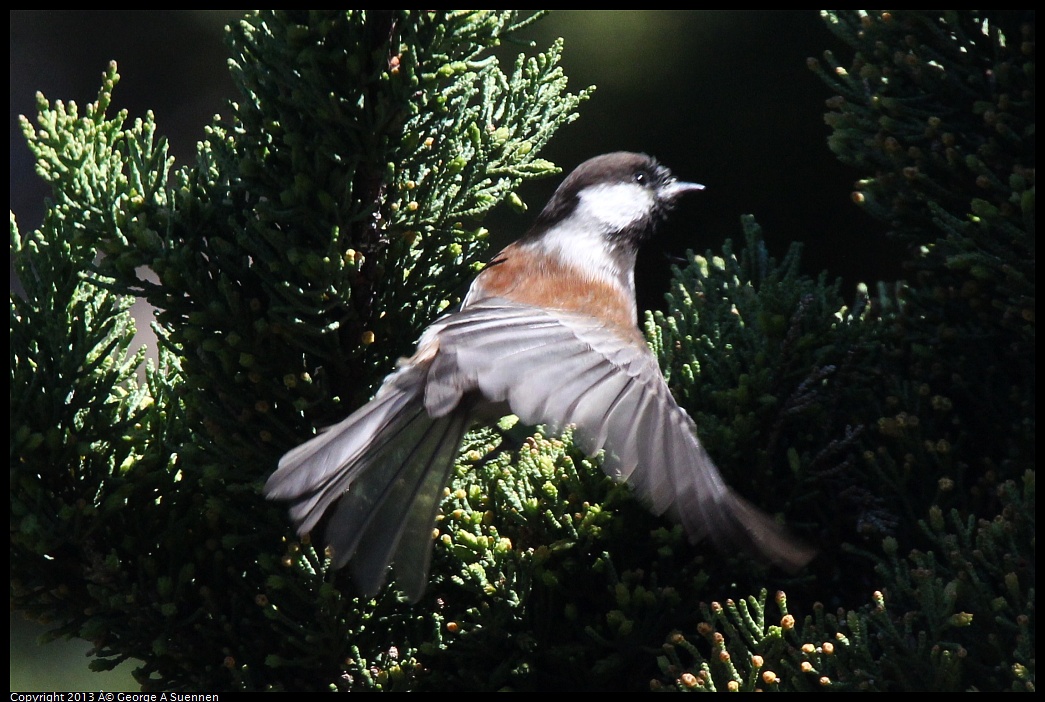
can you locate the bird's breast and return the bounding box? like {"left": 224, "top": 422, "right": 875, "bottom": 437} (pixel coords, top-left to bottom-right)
{"left": 464, "top": 243, "right": 645, "bottom": 345}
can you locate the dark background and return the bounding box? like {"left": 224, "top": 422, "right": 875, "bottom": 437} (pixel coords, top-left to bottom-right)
{"left": 9, "top": 10, "right": 902, "bottom": 689}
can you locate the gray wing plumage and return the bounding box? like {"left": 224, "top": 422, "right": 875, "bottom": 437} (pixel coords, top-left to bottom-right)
{"left": 267, "top": 298, "right": 812, "bottom": 602}
{"left": 427, "top": 299, "right": 815, "bottom": 571}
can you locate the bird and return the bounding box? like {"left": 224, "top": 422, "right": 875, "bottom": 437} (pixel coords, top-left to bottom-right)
{"left": 265, "top": 151, "right": 816, "bottom": 602}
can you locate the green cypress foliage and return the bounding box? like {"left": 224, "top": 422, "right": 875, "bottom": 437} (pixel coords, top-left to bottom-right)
{"left": 647, "top": 10, "right": 1033, "bottom": 691}
{"left": 11, "top": 9, "right": 1033, "bottom": 692}
{"left": 12, "top": 10, "right": 592, "bottom": 690}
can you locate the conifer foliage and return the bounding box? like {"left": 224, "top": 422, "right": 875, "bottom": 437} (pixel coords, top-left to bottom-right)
{"left": 11, "top": 10, "right": 1033, "bottom": 691}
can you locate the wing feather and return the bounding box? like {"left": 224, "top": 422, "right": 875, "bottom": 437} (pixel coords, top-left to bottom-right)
{"left": 428, "top": 299, "right": 815, "bottom": 571}
{"left": 269, "top": 296, "right": 814, "bottom": 604}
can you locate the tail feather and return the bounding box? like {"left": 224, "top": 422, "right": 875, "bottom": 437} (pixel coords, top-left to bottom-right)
{"left": 268, "top": 386, "right": 423, "bottom": 534}
{"left": 318, "top": 401, "right": 432, "bottom": 567}
{"left": 265, "top": 374, "right": 471, "bottom": 601}
{"left": 340, "top": 408, "right": 470, "bottom": 600}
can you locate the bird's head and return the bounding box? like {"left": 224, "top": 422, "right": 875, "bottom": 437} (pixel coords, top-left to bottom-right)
{"left": 526, "top": 151, "right": 704, "bottom": 251}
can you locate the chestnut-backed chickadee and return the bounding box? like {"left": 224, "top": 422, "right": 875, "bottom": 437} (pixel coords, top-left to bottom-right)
{"left": 266, "top": 152, "right": 815, "bottom": 601}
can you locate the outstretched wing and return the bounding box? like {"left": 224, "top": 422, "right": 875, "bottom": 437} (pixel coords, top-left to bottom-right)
{"left": 424, "top": 298, "right": 815, "bottom": 571}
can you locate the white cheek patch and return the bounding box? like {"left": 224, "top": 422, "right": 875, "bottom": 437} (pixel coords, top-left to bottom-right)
{"left": 525, "top": 181, "right": 649, "bottom": 302}
{"left": 575, "top": 182, "right": 654, "bottom": 232}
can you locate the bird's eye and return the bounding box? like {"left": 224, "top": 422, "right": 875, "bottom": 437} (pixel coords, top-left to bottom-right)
{"left": 633, "top": 170, "right": 648, "bottom": 185}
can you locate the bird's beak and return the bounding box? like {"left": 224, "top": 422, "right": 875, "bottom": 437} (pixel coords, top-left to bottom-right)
{"left": 664, "top": 179, "right": 706, "bottom": 199}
